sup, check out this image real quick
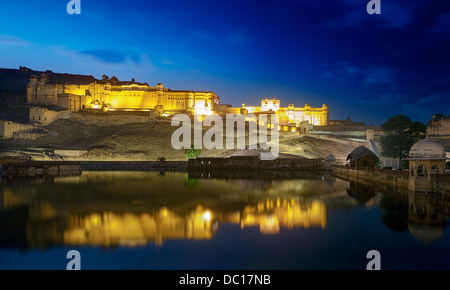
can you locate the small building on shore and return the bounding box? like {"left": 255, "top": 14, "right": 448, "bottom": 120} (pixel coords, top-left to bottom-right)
{"left": 346, "top": 146, "right": 379, "bottom": 169}
{"left": 405, "top": 138, "right": 447, "bottom": 180}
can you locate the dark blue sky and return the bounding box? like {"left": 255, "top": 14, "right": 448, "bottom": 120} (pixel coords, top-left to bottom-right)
{"left": 1, "top": 0, "right": 449, "bottom": 124}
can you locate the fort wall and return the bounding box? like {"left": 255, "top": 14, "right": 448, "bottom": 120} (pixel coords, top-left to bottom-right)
{"left": 0, "top": 120, "right": 33, "bottom": 139}
{"left": 69, "top": 112, "right": 154, "bottom": 126}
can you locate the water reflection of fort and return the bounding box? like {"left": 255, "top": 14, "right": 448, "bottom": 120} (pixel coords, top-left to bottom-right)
{"left": 1, "top": 172, "right": 448, "bottom": 248}
{"left": 62, "top": 198, "right": 327, "bottom": 246}
{"left": 237, "top": 199, "right": 327, "bottom": 234}
{"left": 2, "top": 194, "right": 327, "bottom": 248}
{"left": 63, "top": 206, "right": 216, "bottom": 247}
{"left": 0, "top": 172, "right": 338, "bottom": 248}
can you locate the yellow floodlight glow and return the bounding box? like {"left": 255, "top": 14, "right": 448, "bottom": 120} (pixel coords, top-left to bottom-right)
{"left": 202, "top": 211, "right": 212, "bottom": 223}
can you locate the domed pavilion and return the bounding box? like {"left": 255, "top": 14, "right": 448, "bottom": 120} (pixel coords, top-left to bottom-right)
{"left": 405, "top": 138, "right": 447, "bottom": 180}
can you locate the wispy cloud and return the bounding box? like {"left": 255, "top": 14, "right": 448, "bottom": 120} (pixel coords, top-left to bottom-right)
{"left": 191, "top": 30, "right": 214, "bottom": 40}
{"left": 400, "top": 93, "right": 450, "bottom": 120}
{"left": 362, "top": 66, "right": 396, "bottom": 85}
{"left": 321, "top": 62, "right": 360, "bottom": 82}
{"left": 161, "top": 58, "right": 177, "bottom": 66}
{"left": 53, "top": 46, "right": 157, "bottom": 79}
{"left": 358, "top": 93, "right": 405, "bottom": 106}
{"left": 324, "top": 0, "right": 419, "bottom": 30}
{"left": 77, "top": 49, "right": 153, "bottom": 67}
{"left": 191, "top": 27, "right": 254, "bottom": 46}
{"left": 321, "top": 62, "right": 397, "bottom": 85}
{"left": 227, "top": 27, "right": 254, "bottom": 46}
{"left": 416, "top": 94, "right": 441, "bottom": 105}
{"left": 79, "top": 49, "right": 128, "bottom": 63}
{"left": 426, "top": 12, "right": 450, "bottom": 34}
{"left": 0, "top": 34, "right": 31, "bottom": 46}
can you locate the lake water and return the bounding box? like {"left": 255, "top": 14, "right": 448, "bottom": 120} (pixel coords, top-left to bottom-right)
{"left": 0, "top": 171, "right": 449, "bottom": 270}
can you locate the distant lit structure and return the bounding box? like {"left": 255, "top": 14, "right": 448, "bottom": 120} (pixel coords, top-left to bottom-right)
{"left": 242, "top": 98, "right": 329, "bottom": 127}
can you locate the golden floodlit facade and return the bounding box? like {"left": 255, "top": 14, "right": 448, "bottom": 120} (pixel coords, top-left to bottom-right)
{"left": 26, "top": 73, "right": 329, "bottom": 127}
{"left": 27, "top": 73, "right": 220, "bottom": 115}
{"left": 242, "top": 98, "right": 329, "bottom": 126}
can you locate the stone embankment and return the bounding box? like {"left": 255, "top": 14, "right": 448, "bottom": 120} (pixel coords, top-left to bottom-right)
{"left": 80, "top": 161, "right": 188, "bottom": 171}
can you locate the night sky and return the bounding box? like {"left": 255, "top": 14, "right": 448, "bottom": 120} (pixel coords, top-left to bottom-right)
{"left": 1, "top": 0, "right": 449, "bottom": 125}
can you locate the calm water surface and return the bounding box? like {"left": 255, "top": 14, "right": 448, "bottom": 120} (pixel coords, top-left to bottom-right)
{"left": 0, "top": 171, "right": 449, "bottom": 270}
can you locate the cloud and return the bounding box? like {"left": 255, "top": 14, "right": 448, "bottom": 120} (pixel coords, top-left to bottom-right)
{"left": 320, "top": 62, "right": 361, "bottom": 82}
{"left": 321, "top": 62, "right": 397, "bottom": 85}
{"left": 77, "top": 49, "right": 154, "bottom": 67}
{"left": 227, "top": 28, "right": 253, "bottom": 45}
{"left": 191, "top": 30, "right": 214, "bottom": 40}
{"left": 362, "top": 66, "right": 396, "bottom": 85}
{"left": 190, "top": 27, "right": 254, "bottom": 46}
{"left": 375, "top": 1, "right": 415, "bottom": 29}
{"left": 161, "top": 58, "right": 177, "bottom": 65}
{"left": 426, "top": 12, "right": 450, "bottom": 34}
{"left": 324, "top": 0, "right": 420, "bottom": 30}
{"left": 324, "top": 8, "right": 367, "bottom": 29}
{"left": 416, "top": 94, "right": 441, "bottom": 104}
{"left": 358, "top": 93, "right": 405, "bottom": 106}
{"left": 52, "top": 46, "right": 157, "bottom": 80}
{"left": 79, "top": 49, "right": 128, "bottom": 63}
{"left": 0, "top": 34, "right": 31, "bottom": 46}
{"left": 400, "top": 93, "right": 450, "bottom": 120}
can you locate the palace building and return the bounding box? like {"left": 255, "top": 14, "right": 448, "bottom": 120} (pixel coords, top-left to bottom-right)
{"left": 25, "top": 72, "right": 329, "bottom": 129}
{"left": 241, "top": 98, "right": 329, "bottom": 126}
{"left": 27, "top": 73, "right": 220, "bottom": 115}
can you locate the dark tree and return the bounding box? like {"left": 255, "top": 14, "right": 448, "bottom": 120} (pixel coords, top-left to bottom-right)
{"left": 380, "top": 115, "right": 426, "bottom": 160}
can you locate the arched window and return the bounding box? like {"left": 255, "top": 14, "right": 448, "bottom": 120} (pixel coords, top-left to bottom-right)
{"left": 431, "top": 165, "right": 439, "bottom": 174}
{"left": 417, "top": 165, "right": 425, "bottom": 176}
{"left": 417, "top": 207, "right": 427, "bottom": 219}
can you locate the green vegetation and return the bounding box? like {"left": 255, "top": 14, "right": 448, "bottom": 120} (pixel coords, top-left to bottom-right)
{"left": 184, "top": 146, "right": 202, "bottom": 159}
{"left": 380, "top": 115, "right": 426, "bottom": 160}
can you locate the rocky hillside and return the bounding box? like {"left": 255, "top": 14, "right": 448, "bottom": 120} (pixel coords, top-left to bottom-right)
{"left": 0, "top": 118, "right": 363, "bottom": 161}
{"left": 0, "top": 119, "right": 229, "bottom": 161}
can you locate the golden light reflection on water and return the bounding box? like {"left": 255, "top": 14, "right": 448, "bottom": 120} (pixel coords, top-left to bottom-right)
{"left": 60, "top": 199, "right": 327, "bottom": 246}
{"left": 63, "top": 206, "right": 215, "bottom": 247}
{"left": 2, "top": 171, "right": 446, "bottom": 248}
{"left": 0, "top": 171, "right": 336, "bottom": 248}
{"left": 238, "top": 199, "right": 326, "bottom": 234}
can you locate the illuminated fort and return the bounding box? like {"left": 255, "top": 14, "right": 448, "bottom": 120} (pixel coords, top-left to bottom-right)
{"left": 26, "top": 72, "right": 329, "bottom": 128}
{"left": 242, "top": 98, "right": 329, "bottom": 127}
{"left": 27, "top": 73, "right": 220, "bottom": 115}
